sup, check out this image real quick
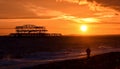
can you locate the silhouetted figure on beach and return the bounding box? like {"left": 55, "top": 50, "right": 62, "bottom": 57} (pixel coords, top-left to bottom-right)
{"left": 86, "top": 48, "right": 91, "bottom": 59}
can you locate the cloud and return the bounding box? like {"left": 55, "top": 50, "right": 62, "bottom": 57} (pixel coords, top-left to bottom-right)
{"left": 59, "top": 0, "right": 120, "bottom": 12}
{"left": 0, "top": 0, "right": 119, "bottom": 21}
{"left": 0, "top": 0, "right": 95, "bottom": 19}
{"left": 55, "top": 15, "right": 100, "bottom": 23}
{"left": 58, "top": 0, "right": 120, "bottom": 22}
{"left": 87, "top": 0, "right": 120, "bottom": 11}
{"left": 0, "top": 0, "right": 64, "bottom": 19}
{"left": 23, "top": 2, "right": 65, "bottom": 19}
{"left": 0, "top": 0, "right": 37, "bottom": 18}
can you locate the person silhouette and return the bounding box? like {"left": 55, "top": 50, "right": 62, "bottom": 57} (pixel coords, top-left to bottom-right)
{"left": 86, "top": 48, "right": 91, "bottom": 59}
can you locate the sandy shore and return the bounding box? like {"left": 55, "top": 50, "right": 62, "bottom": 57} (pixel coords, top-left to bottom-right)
{"left": 22, "top": 52, "right": 120, "bottom": 69}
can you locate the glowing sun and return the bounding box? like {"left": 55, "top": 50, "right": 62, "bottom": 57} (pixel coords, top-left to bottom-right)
{"left": 80, "top": 25, "right": 87, "bottom": 32}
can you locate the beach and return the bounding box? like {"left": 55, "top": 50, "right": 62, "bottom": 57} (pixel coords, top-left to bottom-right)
{"left": 0, "top": 36, "right": 120, "bottom": 69}
{"left": 23, "top": 52, "right": 120, "bottom": 69}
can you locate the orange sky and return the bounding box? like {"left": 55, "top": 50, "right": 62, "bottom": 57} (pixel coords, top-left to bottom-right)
{"left": 0, "top": 0, "right": 120, "bottom": 35}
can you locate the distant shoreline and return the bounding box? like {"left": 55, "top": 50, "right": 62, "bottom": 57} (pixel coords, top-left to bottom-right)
{"left": 1, "top": 34, "right": 120, "bottom": 37}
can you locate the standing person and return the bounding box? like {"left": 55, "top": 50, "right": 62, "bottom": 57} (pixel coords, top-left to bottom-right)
{"left": 86, "top": 48, "right": 91, "bottom": 59}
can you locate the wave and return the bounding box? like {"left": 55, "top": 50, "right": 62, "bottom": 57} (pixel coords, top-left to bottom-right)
{"left": 0, "top": 47, "right": 120, "bottom": 69}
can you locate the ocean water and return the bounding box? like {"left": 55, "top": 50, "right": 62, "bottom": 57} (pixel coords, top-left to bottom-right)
{"left": 0, "top": 48, "right": 120, "bottom": 69}
{"left": 0, "top": 35, "right": 120, "bottom": 68}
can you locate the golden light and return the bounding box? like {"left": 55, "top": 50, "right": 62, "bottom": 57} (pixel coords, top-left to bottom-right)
{"left": 80, "top": 25, "right": 87, "bottom": 32}
{"left": 81, "top": 18, "right": 99, "bottom": 23}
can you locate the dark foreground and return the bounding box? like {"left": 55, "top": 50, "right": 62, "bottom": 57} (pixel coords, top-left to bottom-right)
{"left": 1, "top": 35, "right": 120, "bottom": 58}
{"left": 23, "top": 52, "right": 120, "bottom": 69}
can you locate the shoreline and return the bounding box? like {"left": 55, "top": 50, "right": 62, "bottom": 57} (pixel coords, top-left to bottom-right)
{"left": 0, "top": 52, "right": 119, "bottom": 69}
{"left": 23, "top": 52, "right": 120, "bottom": 69}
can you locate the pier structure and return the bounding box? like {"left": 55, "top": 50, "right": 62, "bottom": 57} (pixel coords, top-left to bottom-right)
{"left": 10, "top": 24, "right": 62, "bottom": 37}
{"left": 16, "top": 24, "right": 47, "bottom": 34}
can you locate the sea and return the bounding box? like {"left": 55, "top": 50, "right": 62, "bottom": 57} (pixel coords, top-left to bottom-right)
{"left": 0, "top": 35, "right": 120, "bottom": 69}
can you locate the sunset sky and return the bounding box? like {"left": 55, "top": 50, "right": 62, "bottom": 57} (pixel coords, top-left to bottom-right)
{"left": 0, "top": 0, "right": 120, "bottom": 35}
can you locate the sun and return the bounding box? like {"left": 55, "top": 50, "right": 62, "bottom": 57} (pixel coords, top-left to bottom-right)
{"left": 80, "top": 25, "right": 87, "bottom": 32}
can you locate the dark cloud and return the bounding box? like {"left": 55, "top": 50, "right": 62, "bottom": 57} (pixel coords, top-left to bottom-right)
{"left": 0, "top": 16, "right": 57, "bottom": 19}
{"left": 87, "top": 0, "right": 120, "bottom": 11}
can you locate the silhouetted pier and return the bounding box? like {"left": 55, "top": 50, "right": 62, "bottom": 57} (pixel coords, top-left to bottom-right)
{"left": 10, "top": 24, "right": 62, "bottom": 37}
